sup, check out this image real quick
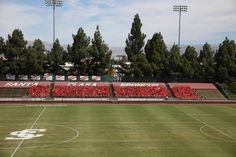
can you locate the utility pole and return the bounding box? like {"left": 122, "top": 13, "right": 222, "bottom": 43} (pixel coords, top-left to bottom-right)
{"left": 173, "top": 5, "right": 188, "bottom": 48}
{"left": 45, "top": 0, "right": 63, "bottom": 43}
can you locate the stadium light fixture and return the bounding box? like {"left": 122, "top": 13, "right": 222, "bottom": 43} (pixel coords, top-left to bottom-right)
{"left": 45, "top": 0, "right": 63, "bottom": 43}
{"left": 173, "top": 5, "right": 188, "bottom": 48}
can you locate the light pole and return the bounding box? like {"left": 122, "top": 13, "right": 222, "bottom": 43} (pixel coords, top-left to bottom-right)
{"left": 45, "top": 0, "right": 63, "bottom": 43}
{"left": 173, "top": 5, "right": 188, "bottom": 48}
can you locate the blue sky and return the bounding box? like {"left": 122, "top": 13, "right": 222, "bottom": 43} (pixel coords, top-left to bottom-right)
{"left": 0, "top": 0, "right": 236, "bottom": 47}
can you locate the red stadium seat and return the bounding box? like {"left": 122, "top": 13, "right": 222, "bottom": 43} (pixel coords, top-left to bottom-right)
{"left": 114, "top": 84, "right": 171, "bottom": 98}
{"left": 52, "top": 82, "right": 111, "bottom": 97}
{"left": 171, "top": 86, "right": 200, "bottom": 99}
{"left": 28, "top": 85, "right": 50, "bottom": 97}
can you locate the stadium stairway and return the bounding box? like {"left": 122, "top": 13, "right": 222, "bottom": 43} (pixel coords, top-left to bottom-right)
{"left": 109, "top": 83, "right": 117, "bottom": 100}
{"left": 165, "top": 83, "right": 175, "bottom": 99}
{"left": 48, "top": 82, "right": 55, "bottom": 99}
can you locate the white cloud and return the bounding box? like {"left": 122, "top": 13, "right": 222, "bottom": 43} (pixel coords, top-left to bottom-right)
{"left": 0, "top": 0, "right": 235, "bottom": 47}
{"left": 0, "top": 2, "right": 48, "bottom": 41}
{"left": 181, "top": 0, "right": 236, "bottom": 43}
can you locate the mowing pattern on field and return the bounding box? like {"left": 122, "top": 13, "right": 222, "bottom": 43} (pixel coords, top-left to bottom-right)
{"left": 0, "top": 104, "right": 236, "bottom": 157}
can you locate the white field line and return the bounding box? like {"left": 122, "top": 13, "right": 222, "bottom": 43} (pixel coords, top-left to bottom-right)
{"left": 189, "top": 113, "right": 236, "bottom": 117}
{"left": 10, "top": 106, "right": 47, "bottom": 157}
{"left": 200, "top": 125, "right": 222, "bottom": 140}
{"left": 187, "top": 114, "right": 236, "bottom": 142}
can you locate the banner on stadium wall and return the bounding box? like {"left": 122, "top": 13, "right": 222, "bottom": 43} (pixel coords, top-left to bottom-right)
{"left": 19, "top": 75, "right": 28, "bottom": 81}
{"left": 80, "top": 76, "right": 89, "bottom": 81}
{"left": 31, "top": 75, "right": 41, "bottom": 81}
{"left": 92, "top": 76, "right": 101, "bottom": 81}
{"left": 54, "top": 82, "right": 109, "bottom": 87}
{"left": 56, "top": 75, "right": 65, "bottom": 81}
{"left": 68, "top": 75, "right": 77, "bottom": 81}
{"left": 43, "top": 73, "right": 53, "bottom": 81}
{"left": 0, "top": 81, "right": 51, "bottom": 88}
{"left": 6, "top": 74, "right": 15, "bottom": 80}
{"left": 113, "top": 82, "right": 166, "bottom": 87}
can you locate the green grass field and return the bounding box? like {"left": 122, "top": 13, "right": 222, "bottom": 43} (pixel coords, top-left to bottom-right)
{"left": 0, "top": 104, "right": 236, "bottom": 157}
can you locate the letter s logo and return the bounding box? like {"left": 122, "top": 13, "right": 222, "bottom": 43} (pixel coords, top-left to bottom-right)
{"left": 5, "top": 129, "right": 46, "bottom": 140}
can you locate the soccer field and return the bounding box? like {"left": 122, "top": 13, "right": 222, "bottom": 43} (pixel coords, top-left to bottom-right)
{"left": 0, "top": 104, "right": 236, "bottom": 157}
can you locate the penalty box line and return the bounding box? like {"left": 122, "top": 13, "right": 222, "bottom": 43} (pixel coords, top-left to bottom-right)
{"left": 187, "top": 113, "right": 236, "bottom": 142}
{"left": 10, "top": 106, "right": 47, "bottom": 157}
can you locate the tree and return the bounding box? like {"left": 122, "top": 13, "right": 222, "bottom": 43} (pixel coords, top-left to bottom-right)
{"left": 145, "top": 32, "right": 169, "bottom": 77}
{"left": 181, "top": 46, "right": 200, "bottom": 78}
{"left": 169, "top": 44, "right": 182, "bottom": 79}
{"left": 215, "top": 37, "right": 236, "bottom": 82}
{"left": 135, "top": 54, "right": 152, "bottom": 78}
{"left": 125, "top": 14, "right": 146, "bottom": 62}
{"left": 125, "top": 14, "right": 148, "bottom": 78}
{"left": 216, "top": 65, "right": 229, "bottom": 82}
{"left": 26, "top": 39, "right": 46, "bottom": 74}
{"left": 4, "top": 29, "right": 27, "bottom": 76}
{"left": 0, "top": 37, "right": 4, "bottom": 55}
{"left": 89, "top": 26, "right": 112, "bottom": 75}
{"left": 46, "top": 39, "right": 65, "bottom": 74}
{"left": 69, "top": 27, "right": 90, "bottom": 75}
{"left": 0, "top": 37, "right": 7, "bottom": 78}
{"left": 198, "top": 43, "right": 215, "bottom": 80}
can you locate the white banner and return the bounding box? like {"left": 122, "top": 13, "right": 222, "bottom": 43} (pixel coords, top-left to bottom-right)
{"left": 19, "top": 75, "right": 28, "bottom": 81}
{"left": 80, "top": 76, "right": 89, "bottom": 81}
{"left": 31, "top": 75, "right": 41, "bottom": 81}
{"left": 43, "top": 73, "right": 52, "bottom": 81}
{"left": 56, "top": 75, "right": 65, "bottom": 81}
{"left": 68, "top": 75, "right": 77, "bottom": 81}
{"left": 6, "top": 74, "right": 15, "bottom": 80}
{"left": 92, "top": 76, "right": 101, "bottom": 81}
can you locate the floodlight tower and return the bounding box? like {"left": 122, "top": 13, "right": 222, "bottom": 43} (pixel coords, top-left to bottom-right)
{"left": 45, "top": 0, "right": 63, "bottom": 43}
{"left": 173, "top": 5, "right": 188, "bottom": 48}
